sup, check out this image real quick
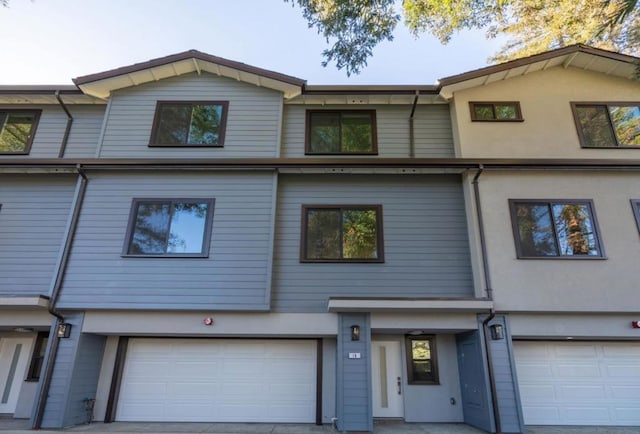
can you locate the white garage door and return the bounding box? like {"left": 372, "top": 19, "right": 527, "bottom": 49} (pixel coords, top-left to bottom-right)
{"left": 514, "top": 341, "right": 640, "bottom": 426}
{"left": 116, "top": 338, "right": 317, "bottom": 423}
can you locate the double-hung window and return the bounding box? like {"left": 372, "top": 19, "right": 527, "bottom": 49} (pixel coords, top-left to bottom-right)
{"left": 509, "top": 199, "right": 604, "bottom": 258}
{"left": 26, "top": 332, "right": 49, "bottom": 381}
{"left": 149, "top": 101, "right": 228, "bottom": 146}
{"left": 469, "top": 102, "right": 523, "bottom": 122}
{"left": 306, "top": 110, "right": 377, "bottom": 154}
{"left": 0, "top": 110, "right": 41, "bottom": 154}
{"left": 301, "top": 205, "right": 383, "bottom": 262}
{"left": 123, "top": 198, "right": 215, "bottom": 257}
{"left": 405, "top": 335, "right": 439, "bottom": 385}
{"left": 572, "top": 102, "right": 640, "bottom": 147}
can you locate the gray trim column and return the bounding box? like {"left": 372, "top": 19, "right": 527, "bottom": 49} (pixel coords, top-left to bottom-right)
{"left": 336, "top": 313, "right": 373, "bottom": 432}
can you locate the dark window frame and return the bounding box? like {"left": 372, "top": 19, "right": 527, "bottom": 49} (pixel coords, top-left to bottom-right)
{"left": 122, "top": 197, "right": 215, "bottom": 258}
{"left": 469, "top": 102, "right": 523, "bottom": 122}
{"left": 26, "top": 331, "right": 49, "bottom": 381}
{"left": 300, "top": 204, "right": 384, "bottom": 263}
{"left": 631, "top": 200, "right": 640, "bottom": 233}
{"left": 305, "top": 110, "right": 378, "bottom": 155}
{"left": 148, "top": 101, "right": 229, "bottom": 147}
{"left": 0, "top": 109, "right": 41, "bottom": 155}
{"left": 405, "top": 335, "right": 439, "bottom": 385}
{"left": 509, "top": 199, "right": 606, "bottom": 259}
{"left": 571, "top": 101, "right": 640, "bottom": 148}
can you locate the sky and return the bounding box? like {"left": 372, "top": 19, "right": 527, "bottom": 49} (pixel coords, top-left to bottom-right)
{"left": 0, "top": 0, "right": 507, "bottom": 86}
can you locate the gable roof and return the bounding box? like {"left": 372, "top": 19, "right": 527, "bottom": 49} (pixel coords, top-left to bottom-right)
{"left": 73, "top": 50, "right": 307, "bottom": 100}
{"left": 438, "top": 44, "right": 639, "bottom": 99}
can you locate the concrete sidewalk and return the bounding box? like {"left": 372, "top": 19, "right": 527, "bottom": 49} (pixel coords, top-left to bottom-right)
{"left": 1, "top": 420, "right": 639, "bottom": 434}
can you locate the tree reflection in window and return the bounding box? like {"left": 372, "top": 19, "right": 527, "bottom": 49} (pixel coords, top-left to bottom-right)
{"left": 126, "top": 199, "right": 214, "bottom": 256}
{"left": 406, "top": 335, "right": 438, "bottom": 384}
{"left": 152, "top": 102, "right": 227, "bottom": 146}
{"left": 307, "top": 111, "right": 376, "bottom": 154}
{"left": 303, "top": 206, "right": 382, "bottom": 261}
{"left": 574, "top": 103, "right": 640, "bottom": 147}
{"left": 512, "top": 200, "right": 602, "bottom": 257}
{"left": 0, "top": 111, "right": 40, "bottom": 154}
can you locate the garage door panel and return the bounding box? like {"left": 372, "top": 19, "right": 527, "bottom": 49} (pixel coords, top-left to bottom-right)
{"left": 515, "top": 341, "right": 640, "bottom": 426}
{"left": 117, "top": 339, "right": 316, "bottom": 423}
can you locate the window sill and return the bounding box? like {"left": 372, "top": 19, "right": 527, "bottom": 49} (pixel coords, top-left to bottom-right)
{"left": 304, "top": 151, "right": 379, "bottom": 156}
{"left": 300, "top": 258, "right": 384, "bottom": 263}
{"left": 148, "top": 143, "right": 224, "bottom": 148}
{"left": 470, "top": 119, "right": 524, "bottom": 122}
{"left": 515, "top": 255, "right": 607, "bottom": 260}
{"left": 121, "top": 254, "right": 209, "bottom": 259}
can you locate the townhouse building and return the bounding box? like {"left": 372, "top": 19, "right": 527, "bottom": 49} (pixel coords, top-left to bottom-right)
{"left": 0, "top": 45, "right": 638, "bottom": 433}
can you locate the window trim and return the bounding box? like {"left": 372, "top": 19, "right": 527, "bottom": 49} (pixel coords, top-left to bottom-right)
{"left": 508, "top": 199, "right": 606, "bottom": 259}
{"left": 304, "top": 110, "right": 378, "bottom": 155}
{"left": 300, "top": 204, "right": 384, "bottom": 263}
{"left": 26, "top": 331, "right": 49, "bottom": 382}
{"left": 148, "top": 101, "right": 229, "bottom": 147}
{"left": 122, "top": 197, "right": 215, "bottom": 258}
{"left": 631, "top": 200, "right": 640, "bottom": 233}
{"left": 405, "top": 335, "right": 439, "bottom": 385}
{"left": 0, "top": 109, "right": 41, "bottom": 155}
{"left": 469, "top": 102, "right": 523, "bottom": 122}
{"left": 571, "top": 101, "right": 640, "bottom": 148}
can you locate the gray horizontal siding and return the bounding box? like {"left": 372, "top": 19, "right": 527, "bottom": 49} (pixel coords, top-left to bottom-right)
{"left": 99, "top": 73, "right": 282, "bottom": 158}
{"left": 0, "top": 105, "right": 104, "bottom": 158}
{"left": 281, "top": 104, "right": 453, "bottom": 158}
{"left": 0, "top": 175, "right": 76, "bottom": 296}
{"left": 271, "top": 174, "right": 473, "bottom": 312}
{"left": 57, "top": 171, "right": 275, "bottom": 310}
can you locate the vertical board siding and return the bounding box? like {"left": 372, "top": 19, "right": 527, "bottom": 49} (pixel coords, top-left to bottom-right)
{"left": 57, "top": 171, "right": 275, "bottom": 310}
{"left": 0, "top": 175, "right": 76, "bottom": 295}
{"left": 0, "top": 105, "right": 104, "bottom": 158}
{"left": 63, "top": 333, "right": 106, "bottom": 427}
{"left": 272, "top": 174, "right": 473, "bottom": 312}
{"left": 281, "top": 104, "right": 454, "bottom": 158}
{"left": 336, "top": 313, "right": 372, "bottom": 432}
{"left": 99, "top": 73, "right": 282, "bottom": 158}
{"left": 487, "top": 316, "right": 525, "bottom": 433}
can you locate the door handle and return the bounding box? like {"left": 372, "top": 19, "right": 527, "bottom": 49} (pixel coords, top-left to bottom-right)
{"left": 397, "top": 376, "right": 402, "bottom": 395}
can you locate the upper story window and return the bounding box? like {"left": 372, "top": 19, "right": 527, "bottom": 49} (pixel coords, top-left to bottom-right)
{"left": 572, "top": 102, "right": 640, "bottom": 148}
{"left": 123, "top": 198, "right": 215, "bottom": 257}
{"left": 405, "top": 335, "right": 439, "bottom": 385}
{"left": 149, "top": 101, "right": 228, "bottom": 147}
{"left": 305, "top": 110, "right": 377, "bottom": 155}
{"left": 0, "top": 110, "right": 41, "bottom": 154}
{"left": 301, "top": 205, "right": 383, "bottom": 262}
{"left": 509, "top": 199, "right": 604, "bottom": 259}
{"left": 469, "top": 102, "right": 523, "bottom": 122}
{"left": 631, "top": 200, "right": 640, "bottom": 233}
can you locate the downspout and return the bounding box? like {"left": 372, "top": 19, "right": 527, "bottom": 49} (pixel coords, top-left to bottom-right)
{"left": 33, "top": 165, "right": 88, "bottom": 429}
{"left": 473, "top": 165, "right": 502, "bottom": 434}
{"left": 408, "top": 91, "right": 419, "bottom": 158}
{"left": 55, "top": 91, "right": 74, "bottom": 158}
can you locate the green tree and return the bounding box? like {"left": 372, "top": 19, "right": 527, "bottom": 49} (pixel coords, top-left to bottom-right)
{"left": 290, "top": 0, "right": 640, "bottom": 75}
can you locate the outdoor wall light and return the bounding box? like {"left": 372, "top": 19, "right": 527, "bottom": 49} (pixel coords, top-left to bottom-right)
{"left": 489, "top": 324, "right": 504, "bottom": 340}
{"left": 350, "top": 325, "right": 360, "bottom": 341}
{"left": 57, "top": 323, "right": 72, "bottom": 338}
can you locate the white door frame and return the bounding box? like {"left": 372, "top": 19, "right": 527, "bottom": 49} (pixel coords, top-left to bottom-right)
{"left": 371, "top": 340, "right": 404, "bottom": 418}
{"left": 0, "top": 337, "right": 33, "bottom": 414}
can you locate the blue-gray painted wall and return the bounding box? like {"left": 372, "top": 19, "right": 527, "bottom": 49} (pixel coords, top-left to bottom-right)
{"left": 38, "top": 311, "right": 105, "bottom": 428}
{"left": 281, "top": 104, "right": 455, "bottom": 158}
{"left": 0, "top": 174, "right": 76, "bottom": 296}
{"left": 272, "top": 174, "right": 474, "bottom": 312}
{"left": 98, "top": 73, "right": 282, "bottom": 158}
{"left": 456, "top": 330, "right": 494, "bottom": 433}
{"left": 336, "top": 313, "right": 372, "bottom": 432}
{"left": 486, "top": 316, "right": 524, "bottom": 433}
{"left": 0, "top": 105, "right": 105, "bottom": 159}
{"left": 57, "top": 171, "right": 275, "bottom": 310}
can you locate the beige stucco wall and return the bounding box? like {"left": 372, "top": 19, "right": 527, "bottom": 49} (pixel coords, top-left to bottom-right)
{"left": 452, "top": 66, "right": 640, "bottom": 158}
{"left": 476, "top": 171, "right": 640, "bottom": 312}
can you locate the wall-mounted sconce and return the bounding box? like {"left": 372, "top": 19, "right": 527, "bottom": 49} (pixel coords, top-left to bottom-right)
{"left": 350, "top": 325, "right": 360, "bottom": 341}
{"left": 57, "top": 323, "right": 72, "bottom": 338}
{"left": 489, "top": 324, "right": 504, "bottom": 340}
